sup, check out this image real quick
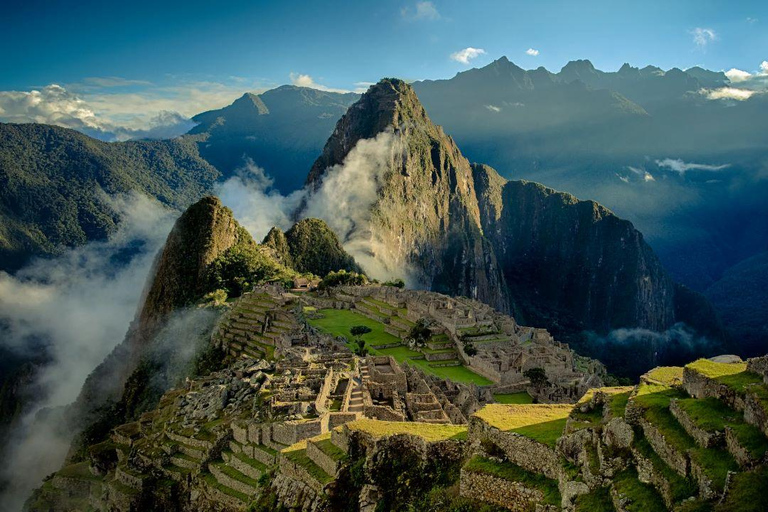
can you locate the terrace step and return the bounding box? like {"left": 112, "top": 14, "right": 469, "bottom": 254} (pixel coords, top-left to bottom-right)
{"left": 209, "top": 461, "right": 261, "bottom": 496}
{"left": 222, "top": 450, "right": 267, "bottom": 480}
{"left": 170, "top": 452, "right": 199, "bottom": 470}
{"left": 201, "top": 473, "right": 250, "bottom": 509}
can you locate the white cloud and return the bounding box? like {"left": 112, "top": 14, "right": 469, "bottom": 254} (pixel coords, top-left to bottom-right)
{"left": 627, "top": 166, "right": 656, "bottom": 182}
{"left": 725, "top": 68, "right": 753, "bottom": 82}
{"left": 289, "top": 73, "right": 353, "bottom": 93}
{"left": 485, "top": 104, "right": 501, "bottom": 112}
{"left": 354, "top": 81, "right": 376, "bottom": 93}
{"left": 450, "top": 47, "right": 486, "bottom": 65}
{"left": 703, "top": 86, "right": 756, "bottom": 100}
{"left": 526, "top": 48, "right": 540, "bottom": 56}
{"left": 0, "top": 78, "right": 260, "bottom": 141}
{"left": 761, "top": 61, "right": 768, "bottom": 74}
{"left": 401, "top": 1, "right": 440, "bottom": 21}
{"left": 691, "top": 27, "right": 717, "bottom": 47}
{"left": 656, "top": 158, "right": 730, "bottom": 175}
{"left": 747, "top": 17, "right": 758, "bottom": 24}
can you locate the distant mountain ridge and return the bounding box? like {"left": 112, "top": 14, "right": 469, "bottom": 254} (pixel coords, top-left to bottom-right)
{"left": 188, "top": 85, "right": 359, "bottom": 193}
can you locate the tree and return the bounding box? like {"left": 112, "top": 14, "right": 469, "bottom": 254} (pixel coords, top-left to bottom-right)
{"left": 524, "top": 367, "right": 549, "bottom": 393}
{"left": 463, "top": 340, "right": 478, "bottom": 357}
{"left": 408, "top": 319, "right": 432, "bottom": 347}
{"left": 351, "top": 325, "right": 372, "bottom": 357}
{"left": 350, "top": 325, "right": 372, "bottom": 338}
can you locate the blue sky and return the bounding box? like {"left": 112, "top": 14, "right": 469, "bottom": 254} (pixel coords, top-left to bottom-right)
{"left": 0, "top": 0, "right": 766, "bottom": 137}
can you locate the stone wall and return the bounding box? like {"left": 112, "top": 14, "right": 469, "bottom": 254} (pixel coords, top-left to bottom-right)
{"left": 747, "top": 356, "right": 768, "bottom": 384}
{"left": 682, "top": 368, "right": 746, "bottom": 412}
{"left": 669, "top": 399, "right": 723, "bottom": 448}
{"left": 459, "top": 469, "right": 558, "bottom": 512}
{"left": 469, "top": 417, "right": 561, "bottom": 480}
{"left": 638, "top": 418, "right": 688, "bottom": 477}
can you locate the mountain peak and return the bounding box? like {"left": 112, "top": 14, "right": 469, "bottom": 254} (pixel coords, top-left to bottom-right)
{"left": 305, "top": 78, "right": 429, "bottom": 185}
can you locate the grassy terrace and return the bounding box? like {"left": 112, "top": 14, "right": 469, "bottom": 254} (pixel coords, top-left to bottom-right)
{"left": 676, "top": 397, "right": 768, "bottom": 460}
{"left": 644, "top": 366, "right": 684, "bottom": 386}
{"left": 57, "top": 461, "right": 103, "bottom": 481}
{"left": 201, "top": 472, "right": 249, "bottom": 503}
{"left": 473, "top": 404, "right": 572, "bottom": 448}
{"left": 493, "top": 392, "right": 534, "bottom": 404}
{"left": 613, "top": 467, "right": 667, "bottom": 512}
{"left": 309, "top": 308, "right": 492, "bottom": 385}
{"left": 718, "top": 467, "right": 768, "bottom": 512}
{"left": 281, "top": 442, "right": 334, "bottom": 485}
{"left": 688, "top": 446, "right": 738, "bottom": 490}
{"left": 307, "top": 309, "right": 400, "bottom": 347}
{"left": 463, "top": 456, "right": 561, "bottom": 506}
{"left": 633, "top": 383, "right": 695, "bottom": 453}
{"left": 633, "top": 435, "right": 697, "bottom": 503}
{"left": 685, "top": 359, "right": 762, "bottom": 393}
{"left": 344, "top": 419, "right": 467, "bottom": 441}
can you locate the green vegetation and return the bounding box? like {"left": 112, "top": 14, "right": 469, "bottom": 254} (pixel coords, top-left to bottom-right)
{"left": 524, "top": 367, "right": 549, "bottom": 394}
{"left": 463, "top": 456, "right": 561, "bottom": 506}
{"left": 574, "top": 486, "right": 615, "bottom": 512}
{"left": 473, "top": 404, "right": 571, "bottom": 448}
{"left": 201, "top": 472, "right": 250, "bottom": 502}
{"left": 613, "top": 467, "right": 667, "bottom": 512}
{"left": 688, "top": 447, "right": 738, "bottom": 491}
{"left": 345, "top": 419, "right": 467, "bottom": 442}
{"left": 307, "top": 309, "right": 399, "bottom": 347}
{"left": 685, "top": 360, "right": 762, "bottom": 394}
{"left": 0, "top": 123, "right": 219, "bottom": 271}
{"left": 493, "top": 392, "right": 533, "bottom": 404}
{"left": 609, "top": 390, "right": 631, "bottom": 418}
{"left": 717, "top": 467, "right": 768, "bottom": 512}
{"left": 407, "top": 359, "right": 492, "bottom": 385}
{"left": 207, "top": 231, "right": 298, "bottom": 296}
{"left": 281, "top": 446, "right": 334, "bottom": 485}
{"left": 314, "top": 438, "right": 347, "bottom": 461}
{"left": 280, "top": 218, "right": 362, "bottom": 276}
{"left": 317, "top": 269, "right": 368, "bottom": 290}
{"left": 308, "top": 308, "right": 491, "bottom": 385}
{"left": 633, "top": 435, "right": 697, "bottom": 502}
{"left": 633, "top": 383, "right": 695, "bottom": 452}
{"left": 675, "top": 397, "right": 768, "bottom": 459}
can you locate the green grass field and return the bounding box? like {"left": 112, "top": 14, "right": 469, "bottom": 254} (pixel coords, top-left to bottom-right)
{"left": 309, "top": 308, "right": 492, "bottom": 385}
{"left": 307, "top": 308, "right": 400, "bottom": 347}
{"left": 494, "top": 392, "right": 534, "bottom": 404}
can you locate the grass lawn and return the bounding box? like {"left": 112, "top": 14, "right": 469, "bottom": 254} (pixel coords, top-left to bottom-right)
{"left": 309, "top": 308, "right": 492, "bottom": 385}
{"left": 307, "top": 308, "right": 400, "bottom": 347}
{"left": 473, "top": 404, "right": 572, "bottom": 447}
{"left": 344, "top": 419, "right": 467, "bottom": 441}
{"left": 494, "top": 392, "right": 534, "bottom": 404}
{"left": 463, "top": 456, "right": 561, "bottom": 506}
{"left": 633, "top": 435, "right": 697, "bottom": 502}
{"left": 408, "top": 359, "right": 492, "bottom": 385}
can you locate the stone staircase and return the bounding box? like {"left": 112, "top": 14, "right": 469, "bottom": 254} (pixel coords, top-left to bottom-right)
{"left": 217, "top": 291, "right": 302, "bottom": 360}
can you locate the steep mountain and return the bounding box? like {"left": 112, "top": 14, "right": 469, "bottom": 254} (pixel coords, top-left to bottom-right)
{"left": 305, "top": 79, "right": 511, "bottom": 313}
{"left": 303, "top": 79, "right": 715, "bottom": 360}
{"left": 263, "top": 218, "right": 362, "bottom": 277}
{"left": 0, "top": 123, "right": 219, "bottom": 272}
{"left": 472, "top": 164, "right": 674, "bottom": 334}
{"left": 189, "top": 85, "right": 359, "bottom": 193}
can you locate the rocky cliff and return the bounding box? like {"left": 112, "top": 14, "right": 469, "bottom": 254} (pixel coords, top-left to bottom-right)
{"left": 305, "top": 79, "right": 511, "bottom": 313}
{"left": 472, "top": 164, "right": 675, "bottom": 335}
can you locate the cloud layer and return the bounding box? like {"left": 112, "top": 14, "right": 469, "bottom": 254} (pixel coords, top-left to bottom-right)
{"left": 450, "top": 47, "right": 486, "bottom": 65}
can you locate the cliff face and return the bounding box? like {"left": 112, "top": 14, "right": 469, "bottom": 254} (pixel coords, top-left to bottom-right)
{"left": 69, "top": 197, "right": 250, "bottom": 439}
{"left": 304, "top": 79, "right": 709, "bottom": 341}
{"left": 305, "top": 79, "right": 511, "bottom": 312}
{"left": 136, "top": 196, "right": 249, "bottom": 345}
{"left": 472, "top": 164, "right": 675, "bottom": 334}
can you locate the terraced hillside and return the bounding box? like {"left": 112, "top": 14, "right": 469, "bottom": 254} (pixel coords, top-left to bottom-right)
{"left": 29, "top": 353, "right": 768, "bottom": 511}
